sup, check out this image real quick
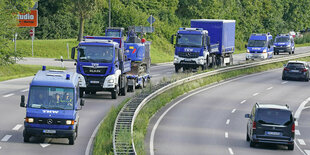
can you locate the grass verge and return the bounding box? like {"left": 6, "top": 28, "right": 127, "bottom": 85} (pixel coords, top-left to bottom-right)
{"left": 93, "top": 98, "right": 131, "bottom": 155}
{"left": 133, "top": 56, "right": 310, "bottom": 154}
{"left": 0, "top": 64, "right": 65, "bottom": 82}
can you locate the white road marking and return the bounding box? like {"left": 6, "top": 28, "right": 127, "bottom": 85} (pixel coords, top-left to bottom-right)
{"left": 267, "top": 87, "right": 273, "bottom": 90}
{"left": 12, "top": 124, "right": 23, "bottom": 131}
{"left": 295, "top": 97, "right": 310, "bottom": 119}
{"left": 152, "top": 74, "right": 160, "bottom": 77}
{"left": 225, "top": 132, "right": 228, "bottom": 138}
{"left": 228, "top": 147, "right": 234, "bottom": 155}
{"left": 21, "top": 89, "right": 29, "bottom": 92}
{"left": 296, "top": 130, "right": 301, "bottom": 136}
{"left": 2, "top": 93, "right": 14, "bottom": 98}
{"left": 240, "top": 100, "right": 246, "bottom": 104}
{"left": 226, "top": 119, "right": 230, "bottom": 125}
{"left": 149, "top": 72, "right": 280, "bottom": 155}
{"left": 304, "top": 150, "right": 310, "bottom": 155}
{"left": 40, "top": 143, "right": 50, "bottom": 148}
{"left": 1, "top": 135, "right": 12, "bottom": 142}
{"left": 298, "top": 139, "right": 306, "bottom": 145}
{"left": 253, "top": 93, "right": 259, "bottom": 96}
{"left": 282, "top": 81, "right": 288, "bottom": 84}
{"left": 296, "top": 121, "right": 299, "bottom": 126}
{"left": 231, "top": 109, "right": 236, "bottom": 113}
{"left": 0, "top": 146, "right": 1, "bottom": 149}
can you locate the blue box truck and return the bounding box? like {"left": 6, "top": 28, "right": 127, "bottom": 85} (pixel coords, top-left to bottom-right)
{"left": 171, "top": 19, "right": 235, "bottom": 72}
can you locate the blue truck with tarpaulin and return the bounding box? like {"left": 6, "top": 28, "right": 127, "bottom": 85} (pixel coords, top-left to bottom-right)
{"left": 20, "top": 67, "right": 85, "bottom": 145}
{"left": 71, "top": 36, "right": 131, "bottom": 99}
{"left": 105, "top": 26, "right": 151, "bottom": 91}
{"left": 245, "top": 33, "right": 274, "bottom": 60}
{"left": 171, "top": 19, "right": 235, "bottom": 72}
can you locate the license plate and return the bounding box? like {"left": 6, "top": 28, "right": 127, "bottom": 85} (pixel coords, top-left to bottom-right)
{"left": 90, "top": 81, "right": 100, "bottom": 84}
{"left": 279, "top": 50, "right": 284, "bottom": 52}
{"left": 43, "top": 130, "right": 56, "bottom": 134}
{"left": 291, "top": 70, "right": 299, "bottom": 73}
{"left": 266, "top": 131, "right": 281, "bottom": 136}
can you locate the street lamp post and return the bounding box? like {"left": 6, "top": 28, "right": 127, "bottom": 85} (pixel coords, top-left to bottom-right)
{"left": 109, "top": 0, "right": 111, "bottom": 27}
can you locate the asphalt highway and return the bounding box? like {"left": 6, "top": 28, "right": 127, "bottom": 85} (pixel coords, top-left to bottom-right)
{"left": 147, "top": 68, "right": 310, "bottom": 155}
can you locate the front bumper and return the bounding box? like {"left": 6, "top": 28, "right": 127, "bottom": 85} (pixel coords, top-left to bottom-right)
{"left": 24, "top": 127, "right": 75, "bottom": 138}
{"left": 174, "top": 56, "right": 205, "bottom": 67}
{"left": 246, "top": 53, "right": 268, "bottom": 59}
{"left": 274, "top": 47, "right": 292, "bottom": 53}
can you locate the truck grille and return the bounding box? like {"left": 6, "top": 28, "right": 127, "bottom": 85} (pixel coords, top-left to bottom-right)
{"left": 83, "top": 67, "right": 107, "bottom": 74}
{"left": 179, "top": 52, "right": 199, "bottom": 58}
{"left": 33, "top": 118, "right": 67, "bottom": 125}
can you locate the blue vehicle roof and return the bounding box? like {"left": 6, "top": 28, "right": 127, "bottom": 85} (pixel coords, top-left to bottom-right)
{"left": 249, "top": 35, "right": 267, "bottom": 40}
{"left": 31, "top": 69, "right": 79, "bottom": 88}
{"left": 178, "top": 29, "right": 204, "bottom": 35}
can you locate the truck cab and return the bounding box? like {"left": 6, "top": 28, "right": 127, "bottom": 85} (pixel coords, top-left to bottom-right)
{"left": 105, "top": 27, "right": 124, "bottom": 38}
{"left": 246, "top": 33, "right": 274, "bottom": 60}
{"left": 172, "top": 28, "right": 210, "bottom": 72}
{"left": 20, "top": 67, "right": 85, "bottom": 145}
{"left": 72, "top": 36, "right": 130, "bottom": 99}
{"left": 273, "top": 34, "right": 295, "bottom": 55}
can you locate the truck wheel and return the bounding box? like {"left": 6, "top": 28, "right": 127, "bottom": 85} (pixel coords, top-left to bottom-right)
{"left": 288, "top": 144, "right": 294, "bottom": 150}
{"left": 175, "top": 65, "right": 180, "bottom": 73}
{"left": 111, "top": 85, "right": 118, "bottom": 99}
{"left": 120, "top": 78, "right": 127, "bottom": 96}
{"left": 69, "top": 130, "right": 77, "bottom": 145}
{"left": 24, "top": 134, "right": 30, "bottom": 142}
{"left": 79, "top": 88, "right": 84, "bottom": 98}
{"left": 211, "top": 55, "right": 216, "bottom": 68}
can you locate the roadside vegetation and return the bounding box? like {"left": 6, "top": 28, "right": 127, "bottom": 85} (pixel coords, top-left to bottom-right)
{"left": 0, "top": 64, "right": 64, "bottom": 82}
{"left": 133, "top": 56, "right": 310, "bottom": 154}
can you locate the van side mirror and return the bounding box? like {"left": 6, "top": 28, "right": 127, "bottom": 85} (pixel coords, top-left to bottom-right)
{"left": 171, "top": 34, "right": 175, "bottom": 44}
{"left": 245, "top": 114, "right": 250, "bottom": 118}
{"left": 283, "top": 64, "right": 286, "bottom": 67}
{"left": 268, "top": 45, "right": 271, "bottom": 49}
{"left": 294, "top": 118, "right": 296, "bottom": 121}
{"left": 71, "top": 47, "right": 76, "bottom": 59}
{"left": 20, "top": 95, "right": 25, "bottom": 107}
{"left": 245, "top": 44, "right": 247, "bottom": 48}
{"left": 80, "top": 99, "right": 85, "bottom": 106}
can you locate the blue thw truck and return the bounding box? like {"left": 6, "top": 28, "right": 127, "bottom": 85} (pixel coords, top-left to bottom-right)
{"left": 245, "top": 33, "right": 274, "bottom": 60}
{"left": 171, "top": 19, "right": 235, "bottom": 72}
{"left": 71, "top": 36, "right": 131, "bottom": 99}
{"left": 20, "top": 66, "right": 85, "bottom": 145}
{"left": 106, "top": 27, "right": 151, "bottom": 91}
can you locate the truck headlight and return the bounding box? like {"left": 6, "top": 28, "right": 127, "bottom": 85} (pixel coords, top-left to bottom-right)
{"left": 263, "top": 49, "right": 267, "bottom": 53}
{"left": 246, "top": 49, "right": 250, "bottom": 53}
{"left": 286, "top": 45, "right": 290, "bottom": 47}
{"left": 108, "top": 79, "right": 114, "bottom": 83}
{"left": 66, "top": 120, "right": 75, "bottom": 125}
{"left": 174, "top": 57, "right": 179, "bottom": 62}
{"left": 25, "top": 118, "right": 34, "bottom": 123}
{"left": 198, "top": 58, "right": 204, "bottom": 64}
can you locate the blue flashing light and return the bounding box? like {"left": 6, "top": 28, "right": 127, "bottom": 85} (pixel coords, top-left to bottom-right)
{"left": 66, "top": 74, "right": 70, "bottom": 80}
{"left": 42, "top": 66, "right": 46, "bottom": 71}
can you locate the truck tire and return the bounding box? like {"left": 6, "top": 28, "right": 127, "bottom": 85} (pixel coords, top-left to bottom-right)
{"left": 111, "top": 85, "right": 118, "bottom": 99}
{"left": 68, "top": 134, "right": 76, "bottom": 145}
{"left": 120, "top": 77, "right": 127, "bottom": 96}
{"left": 175, "top": 65, "right": 181, "bottom": 73}
{"left": 211, "top": 55, "right": 216, "bottom": 68}
{"left": 24, "top": 134, "right": 30, "bottom": 142}
{"left": 229, "top": 54, "right": 233, "bottom": 65}
{"left": 79, "top": 88, "right": 84, "bottom": 98}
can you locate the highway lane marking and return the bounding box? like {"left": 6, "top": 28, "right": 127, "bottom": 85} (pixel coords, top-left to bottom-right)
{"left": 296, "top": 130, "right": 301, "bottom": 136}
{"left": 40, "top": 143, "right": 50, "bottom": 148}
{"left": 296, "top": 121, "right": 299, "bottom": 126}
{"left": 281, "top": 81, "right": 288, "bottom": 84}
{"left": 240, "top": 100, "right": 246, "bottom": 104}
{"left": 149, "top": 71, "right": 279, "bottom": 155}
{"left": 228, "top": 147, "right": 234, "bottom": 155}
{"left": 298, "top": 139, "right": 306, "bottom": 145}
{"left": 225, "top": 132, "right": 228, "bottom": 138}
{"left": 266, "top": 87, "right": 273, "bottom": 90}
{"left": 0, "top": 146, "right": 1, "bottom": 150}
{"left": 304, "top": 150, "right": 310, "bottom": 155}
{"left": 294, "top": 97, "right": 310, "bottom": 119}
{"left": 2, "top": 93, "right": 14, "bottom": 98}
{"left": 226, "top": 119, "right": 230, "bottom": 125}
{"left": 12, "top": 124, "right": 23, "bottom": 131}
{"left": 21, "top": 89, "right": 29, "bottom": 92}
{"left": 1, "top": 135, "right": 12, "bottom": 142}
{"left": 253, "top": 93, "right": 259, "bottom": 96}
{"left": 152, "top": 74, "right": 160, "bottom": 77}
{"left": 231, "top": 109, "right": 236, "bottom": 113}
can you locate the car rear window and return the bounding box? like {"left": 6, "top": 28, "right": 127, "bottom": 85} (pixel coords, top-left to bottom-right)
{"left": 287, "top": 63, "right": 305, "bottom": 69}
{"left": 256, "top": 109, "right": 292, "bottom": 126}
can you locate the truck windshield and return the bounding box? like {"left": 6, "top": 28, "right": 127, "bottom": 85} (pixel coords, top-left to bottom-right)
{"left": 248, "top": 40, "right": 266, "bottom": 47}
{"left": 106, "top": 31, "right": 121, "bottom": 37}
{"left": 79, "top": 45, "right": 114, "bottom": 63}
{"left": 177, "top": 34, "right": 203, "bottom": 47}
{"left": 275, "top": 37, "right": 290, "bottom": 43}
{"left": 28, "top": 86, "right": 75, "bottom": 110}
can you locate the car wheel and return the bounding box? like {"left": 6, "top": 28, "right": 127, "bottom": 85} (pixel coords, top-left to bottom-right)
{"left": 246, "top": 133, "right": 250, "bottom": 141}
{"left": 282, "top": 76, "right": 286, "bottom": 80}
{"left": 288, "top": 144, "right": 294, "bottom": 150}
{"left": 250, "top": 140, "right": 256, "bottom": 147}
{"left": 305, "top": 78, "right": 309, "bottom": 82}
{"left": 24, "top": 134, "right": 30, "bottom": 143}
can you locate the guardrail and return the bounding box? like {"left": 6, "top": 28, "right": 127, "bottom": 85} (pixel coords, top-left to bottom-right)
{"left": 113, "top": 52, "right": 310, "bottom": 154}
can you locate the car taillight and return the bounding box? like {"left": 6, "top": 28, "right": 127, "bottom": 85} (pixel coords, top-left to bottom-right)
{"left": 284, "top": 67, "right": 290, "bottom": 71}
{"left": 292, "top": 123, "right": 295, "bottom": 133}
{"left": 253, "top": 121, "right": 256, "bottom": 129}
{"left": 302, "top": 69, "right": 308, "bottom": 72}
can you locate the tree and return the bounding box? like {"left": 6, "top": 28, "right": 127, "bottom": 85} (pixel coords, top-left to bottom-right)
{"left": 71, "top": 0, "right": 104, "bottom": 41}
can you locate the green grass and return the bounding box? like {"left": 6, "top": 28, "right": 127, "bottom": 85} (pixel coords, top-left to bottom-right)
{"left": 133, "top": 56, "right": 310, "bottom": 154}
{"left": 296, "top": 43, "right": 310, "bottom": 47}
{"left": 0, "top": 64, "right": 65, "bottom": 82}
{"left": 93, "top": 98, "right": 131, "bottom": 155}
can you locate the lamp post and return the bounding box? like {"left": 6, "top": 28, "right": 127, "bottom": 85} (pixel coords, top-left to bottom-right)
{"left": 109, "top": 0, "right": 111, "bottom": 27}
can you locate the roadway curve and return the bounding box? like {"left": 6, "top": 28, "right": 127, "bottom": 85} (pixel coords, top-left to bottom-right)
{"left": 147, "top": 68, "right": 310, "bottom": 155}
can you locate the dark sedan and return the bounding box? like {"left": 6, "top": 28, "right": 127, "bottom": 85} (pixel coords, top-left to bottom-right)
{"left": 282, "top": 61, "right": 309, "bottom": 81}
